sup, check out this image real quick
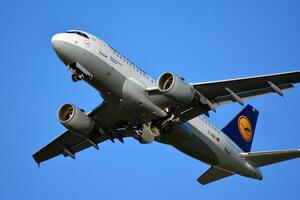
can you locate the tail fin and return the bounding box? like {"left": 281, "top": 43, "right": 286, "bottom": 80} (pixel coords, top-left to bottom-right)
{"left": 222, "top": 105, "right": 259, "bottom": 152}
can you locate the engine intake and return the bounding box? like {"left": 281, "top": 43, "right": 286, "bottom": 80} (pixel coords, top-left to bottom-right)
{"left": 58, "top": 103, "right": 94, "bottom": 135}
{"left": 158, "top": 72, "right": 194, "bottom": 105}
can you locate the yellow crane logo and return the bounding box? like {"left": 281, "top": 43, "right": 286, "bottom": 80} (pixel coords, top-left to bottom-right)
{"left": 238, "top": 116, "right": 253, "bottom": 142}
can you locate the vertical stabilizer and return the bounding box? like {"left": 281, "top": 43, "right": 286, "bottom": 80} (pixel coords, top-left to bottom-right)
{"left": 222, "top": 105, "right": 259, "bottom": 152}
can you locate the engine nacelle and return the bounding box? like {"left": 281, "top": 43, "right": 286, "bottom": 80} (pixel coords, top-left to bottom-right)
{"left": 57, "top": 103, "right": 94, "bottom": 136}
{"left": 158, "top": 72, "right": 194, "bottom": 105}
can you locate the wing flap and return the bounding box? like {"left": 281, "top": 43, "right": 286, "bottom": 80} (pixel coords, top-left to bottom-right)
{"left": 197, "top": 166, "right": 233, "bottom": 185}
{"left": 241, "top": 149, "right": 300, "bottom": 167}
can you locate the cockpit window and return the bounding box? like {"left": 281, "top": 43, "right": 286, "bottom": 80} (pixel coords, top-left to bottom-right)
{"left": 66, "top": 31, "right": 89, "bottom": 39}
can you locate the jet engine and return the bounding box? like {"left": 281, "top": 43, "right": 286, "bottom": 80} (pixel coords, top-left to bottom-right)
{"left": 158, "top": 72, "right": 194, "bottom": 105}
{"left": 57, "top": 103, "right": 94, "bottom": 136}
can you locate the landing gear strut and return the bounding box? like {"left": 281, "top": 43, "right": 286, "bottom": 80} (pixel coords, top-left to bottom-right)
{"left": 68, "top": 63, "right": 93, "bottom": 82}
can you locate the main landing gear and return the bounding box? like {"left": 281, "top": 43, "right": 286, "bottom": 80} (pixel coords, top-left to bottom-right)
{"left": 161, "top": 122, "right": 174, "bottom": 134}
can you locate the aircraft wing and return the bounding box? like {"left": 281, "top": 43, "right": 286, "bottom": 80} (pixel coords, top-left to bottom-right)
{"left": 192, "top": 70, "right": 300, "bottom": 106}
{"left": 241, "top": 149, "right": 300, "bottom": 167}
{"left": 32, "top": 102, "right": 134, "bottom": 166}
{"left": 165, "top": 70, "right": 300, "bottom": 122}
{"left": 197, "top": 166, "right": 234, "bottom": 185}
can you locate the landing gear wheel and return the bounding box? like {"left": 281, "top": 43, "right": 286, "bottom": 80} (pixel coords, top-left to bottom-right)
{"left": 162, "top": 123, "right": 174, "bottom": 134}
{"left": 72, "top": 74, "right": 79, "bottom": 82}
{"left": 71, "top": 73, "right": 85, "bottom": 82}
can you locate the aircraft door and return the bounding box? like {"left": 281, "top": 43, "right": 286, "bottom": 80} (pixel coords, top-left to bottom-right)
{"left": 99, "top": 41, "right": 108, "bottom": 58}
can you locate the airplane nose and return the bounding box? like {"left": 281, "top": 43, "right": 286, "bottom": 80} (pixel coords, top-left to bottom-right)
{"left": 51, "top": 33, "right": 64, "bottom": 50}
{"left": 51, "top": 33, "right": 73, "bottom": 65}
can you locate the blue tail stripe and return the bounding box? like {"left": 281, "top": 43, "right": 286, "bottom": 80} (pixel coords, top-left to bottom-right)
{"left": 222, "top": 105, "right": 259, "bottom": 152}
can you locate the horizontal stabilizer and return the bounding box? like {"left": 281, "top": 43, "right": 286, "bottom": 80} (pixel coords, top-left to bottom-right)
{"left": 197, "top": 166, "right": 233, "bottom": 185}
{"left": 241, "top": 149, "right": 300, "bottom": 167}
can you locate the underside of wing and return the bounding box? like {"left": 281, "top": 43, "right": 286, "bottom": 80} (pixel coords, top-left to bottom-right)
{"left": 32, "top": 129, "right": 132, "bottom": 165}
{"left": 192, "top": 70, "right": 300, "bottom": 106}
{"left": 32, "top": 102, "right": 135, "bottom": 165}
{"left": 147, "top": 70, "right": 300, "bottom": 123}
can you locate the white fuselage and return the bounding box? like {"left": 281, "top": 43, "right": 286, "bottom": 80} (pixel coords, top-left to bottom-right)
{"left": 51, "top": 31, "right": 262, "bottom": 180}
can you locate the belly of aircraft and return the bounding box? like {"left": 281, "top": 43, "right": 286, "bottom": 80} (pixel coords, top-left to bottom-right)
{"left": 157, "top": 123, "right": 219, "bottom": 165}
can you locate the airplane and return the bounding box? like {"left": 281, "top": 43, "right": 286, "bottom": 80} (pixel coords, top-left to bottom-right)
{"left": 33, "top": 30, "right": 300, "bottom": 185}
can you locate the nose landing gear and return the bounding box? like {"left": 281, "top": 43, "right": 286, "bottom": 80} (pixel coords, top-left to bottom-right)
{"left": 68, "top": 63, "right": 93, "bottom": 82}
{"left": 71, "top": 73, "right": 85, "bottom": 82}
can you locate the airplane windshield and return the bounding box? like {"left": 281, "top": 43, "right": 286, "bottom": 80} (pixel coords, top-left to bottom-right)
{"left": 66, "top": 31, "right": 89, "bottom": 39}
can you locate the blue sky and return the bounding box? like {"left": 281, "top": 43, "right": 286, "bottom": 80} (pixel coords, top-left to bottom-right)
{"left": 1, "top": 0, "right": 300, "bottom": 199}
